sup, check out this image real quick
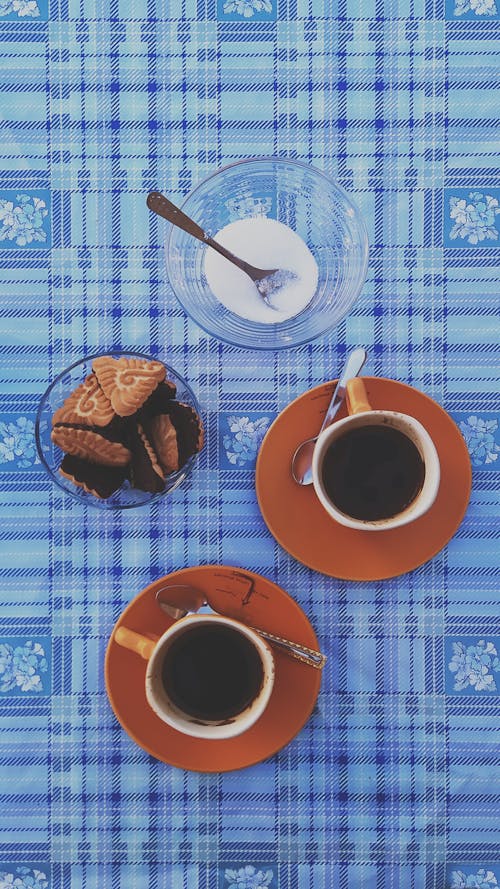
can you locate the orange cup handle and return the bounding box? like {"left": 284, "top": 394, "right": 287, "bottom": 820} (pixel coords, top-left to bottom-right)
{"left": 346, "top": 377, "right": 372, "bottom": 415}
{"left": 114, "top": 626, "right": 158, "bottom": 661}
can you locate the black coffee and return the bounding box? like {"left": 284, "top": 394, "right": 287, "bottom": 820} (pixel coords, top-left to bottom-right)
{"left": 161, "top": 624, "right": 264, "bottom": 722}
{"left": 321, "top": 424, "right": 425, "bottom": 521}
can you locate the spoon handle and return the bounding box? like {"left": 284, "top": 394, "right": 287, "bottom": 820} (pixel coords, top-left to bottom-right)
{"left": 155, "top": 587, "right": 326, "bottom": 670}
{"left": 147, "top": 191, "right": 207, "bottom": 240}
{"left": 321, "top": 347, "right": 367, "bottom": 431}
{"left": 251, "top": 626, "right": 327, "bottom": 670}
{"left": 147, "top": 191, "right": 274, "bottom": 281}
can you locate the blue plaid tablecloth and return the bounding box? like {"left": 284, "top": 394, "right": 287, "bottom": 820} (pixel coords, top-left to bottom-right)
{"left": 0, "top": 1, "right": 499, "bottom": 887}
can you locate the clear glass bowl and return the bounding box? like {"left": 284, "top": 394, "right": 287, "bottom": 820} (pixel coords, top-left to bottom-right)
{"left": 35, "top": 350, "right": 202, "bottom": 510}
{"left": 166, "top": 157, "right": 369, "bottom": 350}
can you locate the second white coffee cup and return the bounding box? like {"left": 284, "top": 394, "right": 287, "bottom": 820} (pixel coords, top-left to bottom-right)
{"left": 114, "top": 614, "right": 275, "bottom": 740}
{"left": 312, "top": 377, "right": 440, "bottom": 531}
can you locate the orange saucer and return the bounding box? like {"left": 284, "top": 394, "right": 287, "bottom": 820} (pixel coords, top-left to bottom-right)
{"left": 105, "top": 565, "right": 322, "bottom": 772}
{"left": 256, "top": 377, "right": 472, "bottom": 581}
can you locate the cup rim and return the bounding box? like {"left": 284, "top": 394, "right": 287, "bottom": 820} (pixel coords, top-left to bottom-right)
{"left": 312, "top": 409, "right": 441, "bottom": 530}
{"left": 145, "top": 614, "right": 275, "bottom": 739}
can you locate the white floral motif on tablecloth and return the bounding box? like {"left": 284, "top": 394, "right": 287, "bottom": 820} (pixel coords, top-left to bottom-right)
{"left": 459, "top": 416, "right": 499, "bottom": 466}
{"left": 0, "top": 0, "right": 40, "bottom": 16}
{"left": 0, "top": 868, "right": 49, "bottom": 889}
{"left": 453, "top": 0, "right": 497, "bottom": 15}
{"left": 0, "top": 642, "right": 48, "bottom": 693}
{"left": 0, "top": 417, "right": 39, "bottom": 469}
{"left": 0, "top": 195, "right": 48, "bottom": 246}
{"left": 222, "top": 0, "right": 272, "bottom": 17}
{"left": 448, "top": 640, "right": 500, "bottom": 692}
{"left": 224, "top": 866, "right": 274, "bottom": 889}
{"left": 222, "top": 416, "right": 270, "bottom": 467}
{"left": 450, "top": 868, "right": 499, "bottom": 888}
{"left": 448, "top": 192, "right": 500, "bottom": 245}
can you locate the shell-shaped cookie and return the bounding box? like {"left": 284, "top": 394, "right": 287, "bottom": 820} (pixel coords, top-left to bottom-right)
{"left": 52, "top": 374, "right": 114, "bottom": 428}
{"left": 51, "top": 425, "right": 131, "bottom": 466}
{"left": 149, "top": 414, "right": 179, "bottom": 474}
{"left": 92, "top": 356, "right": 166, "bottom": 417}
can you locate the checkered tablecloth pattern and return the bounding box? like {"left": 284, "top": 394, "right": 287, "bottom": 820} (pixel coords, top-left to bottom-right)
{"left": 0, "top": 1, "right": 499, "bottom": 887}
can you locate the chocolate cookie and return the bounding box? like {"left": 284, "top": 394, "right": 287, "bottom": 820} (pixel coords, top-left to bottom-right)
{"left": 139, "top": 380, "right": 177, "bottom": 420}
{"left": 128, "top": 423, "right": 165, "bottom": 493}
{"left": 161, "top": 401, "right": 204, "bottom": 468}
{"left": 59, "top": 454, "right": 127, "bottom": 499}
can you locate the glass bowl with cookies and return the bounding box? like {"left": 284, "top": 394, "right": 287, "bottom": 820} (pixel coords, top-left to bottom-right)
{"left": 35, "top": 351, "right": 204, "bottom": 509}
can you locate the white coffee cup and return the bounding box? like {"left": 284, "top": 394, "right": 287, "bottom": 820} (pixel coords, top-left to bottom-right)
{"left": 114, "top": 614, "right": 275, "bottom": 740}
{"left": 312, "top": 377, "right": 440, "bottom": 531}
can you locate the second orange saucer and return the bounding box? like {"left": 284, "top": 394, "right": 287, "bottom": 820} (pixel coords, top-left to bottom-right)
{"left": 105, "top": 566, "right": 322, "bottom": 772}
{"left": 256, "top": 377, "right": 472, "bottom": 581}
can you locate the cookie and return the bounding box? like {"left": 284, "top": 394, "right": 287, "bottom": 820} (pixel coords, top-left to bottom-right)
{"left": 49, "top": 355, "right": 202, "bottom": 500}
{"left": 92, "top": 356, "right": 166, "bottom": 417}
{"left": 161, "top": 401, "right": 204, "bottom": 468}
{"left": 51, "top": 425, "right": 131, "bottom": 466}
{"left": 52, "top": 373, "right": 114, "bottom": 428}
{"left": 129, "top": 423, "right": 165, "bottom": 493}
{"left": 139, "top": 380, "right": 177, "bottom": 419}
{"left": 59, "top": 454, "right": 127, "bottom": 499}
{"left": 148, "top": 413, "right": 179, "bottom": 474}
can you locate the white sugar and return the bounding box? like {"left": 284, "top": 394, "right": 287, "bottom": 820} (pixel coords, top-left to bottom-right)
{"left": 203, "top": 217, "right": 318, "bottom": 324}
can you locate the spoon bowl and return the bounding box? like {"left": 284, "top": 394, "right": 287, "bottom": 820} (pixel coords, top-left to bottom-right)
{"left": 155, "top": 584, "right": 206, "bottom": 621}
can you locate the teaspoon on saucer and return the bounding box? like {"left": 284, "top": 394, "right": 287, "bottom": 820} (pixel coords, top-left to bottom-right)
{"left": 147, "top": 191, "right": 296, "bottom": 308}
{"left": 155, "top": 584, "right": 326, "bottom": 670}
{"left": 291, "top": 347, "right": 368, "bottom": 486}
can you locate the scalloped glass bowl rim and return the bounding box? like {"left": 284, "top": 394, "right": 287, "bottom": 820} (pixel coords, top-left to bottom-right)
{"left": 35, "top": 350, "right": 201, "bottom": 510}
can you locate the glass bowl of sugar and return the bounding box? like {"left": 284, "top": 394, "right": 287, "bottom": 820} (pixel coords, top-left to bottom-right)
{"left": 165, "top": 157, "right": 369, "bottom": 351}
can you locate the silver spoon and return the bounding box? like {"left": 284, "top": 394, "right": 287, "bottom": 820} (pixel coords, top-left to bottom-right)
{"left": 291, "top": 347, "right": 368, "bottom": 486}
{"left": 155, "top": 584, "right": 326, "bottom": 670}
{"left": 147, "top": 191, "right": 296, "bottom": 308}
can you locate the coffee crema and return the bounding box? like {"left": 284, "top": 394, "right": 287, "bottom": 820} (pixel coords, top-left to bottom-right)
{"left": 161, "top": 624, "right": 264, "bottom": 722}
{"left": 321, "top": 423, "right": 425, "bottom": 522}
